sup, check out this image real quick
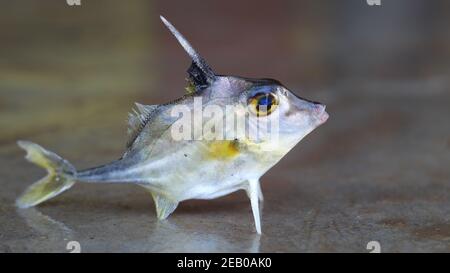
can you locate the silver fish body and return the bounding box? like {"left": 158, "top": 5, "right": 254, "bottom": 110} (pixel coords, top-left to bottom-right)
{"left": 16, "top": 17, "right": 328, "bottom": 234}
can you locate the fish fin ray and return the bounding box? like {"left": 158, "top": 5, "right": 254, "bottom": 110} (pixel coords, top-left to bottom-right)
{"left": 150, "top": 192, "right": 179, "bottom": 220}
{"left": 126, "top": 103, "right": 158, "bottom": 148}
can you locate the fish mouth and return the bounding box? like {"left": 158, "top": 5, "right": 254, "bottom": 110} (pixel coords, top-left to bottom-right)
{"left": 313, "top": 104, "right": 329, "bottom": 125}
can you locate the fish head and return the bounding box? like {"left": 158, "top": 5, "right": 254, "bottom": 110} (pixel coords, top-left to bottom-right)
{"left": 223, "top": 76, "right": 329, "bottom": 149}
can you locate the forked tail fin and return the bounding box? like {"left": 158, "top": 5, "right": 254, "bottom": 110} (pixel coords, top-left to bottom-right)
{"left": 16, "top": 141, "right": 77, "bottom": 208}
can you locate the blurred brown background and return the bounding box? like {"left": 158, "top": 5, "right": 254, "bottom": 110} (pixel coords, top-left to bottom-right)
{"left": 0, "top": 0, "right": 449, "bottom": 252}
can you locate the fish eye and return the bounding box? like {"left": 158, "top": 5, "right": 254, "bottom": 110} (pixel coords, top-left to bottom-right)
{"left": 248, "top": 92, "right": 279, "bottom": 117}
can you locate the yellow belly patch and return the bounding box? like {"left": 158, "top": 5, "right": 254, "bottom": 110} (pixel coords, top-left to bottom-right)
{"left": 207, "top": 140, "right": 240, "bottom": 160}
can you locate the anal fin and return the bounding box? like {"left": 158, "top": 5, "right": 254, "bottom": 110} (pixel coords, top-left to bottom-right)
{"left": 150, "top": 192, "right": 179, "bottom": 220}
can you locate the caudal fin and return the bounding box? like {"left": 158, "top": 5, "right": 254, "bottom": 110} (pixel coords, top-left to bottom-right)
{"left": 16, "top": 141, "right": 77, "bottom": 208}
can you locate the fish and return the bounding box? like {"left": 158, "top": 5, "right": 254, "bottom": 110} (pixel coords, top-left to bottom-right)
{"left": 15, "top": 16, "right": 329, "bottom": 234}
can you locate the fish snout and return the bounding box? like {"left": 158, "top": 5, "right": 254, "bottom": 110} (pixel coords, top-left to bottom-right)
{"left": 312, "top": 103, "right": 329, "bottom": 124}
{"left": 289, "top": 94, "right": 329, "bottom": 125}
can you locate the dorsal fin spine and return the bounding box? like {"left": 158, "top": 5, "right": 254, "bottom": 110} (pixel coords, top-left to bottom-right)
{"left": 160, "top": 16, "right": 216, "bottom": 83}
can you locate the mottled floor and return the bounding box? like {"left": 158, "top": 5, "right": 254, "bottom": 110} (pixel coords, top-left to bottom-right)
{"left": 2, "top": 77, "right": 449, "bottom": 252}
{"left": 1, "top": 0, "right": 450, "bottom": 252}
